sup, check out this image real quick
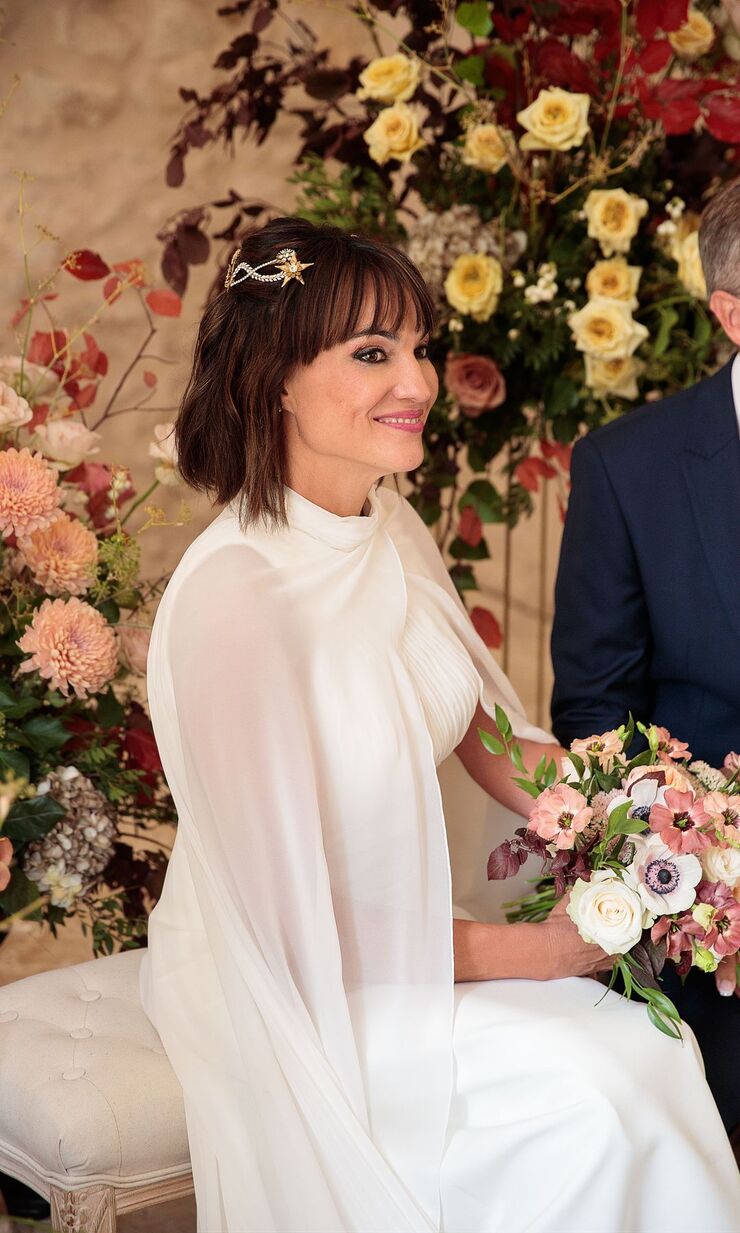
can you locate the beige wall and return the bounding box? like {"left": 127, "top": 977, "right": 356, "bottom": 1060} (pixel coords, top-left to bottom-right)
{"left": 1, "top": 0, "right": 557, "bottom": 723}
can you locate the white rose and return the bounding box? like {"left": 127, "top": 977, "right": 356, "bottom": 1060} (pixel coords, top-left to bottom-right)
{"left": 584, "top": 355, "right": 644, "bottom": 400}
{"left": 462, "top": 123, "right": 510, "bottom": 174}
{"left": 0, "top": 380, "right": 33, "bottom": 430}
{"left": 0, "top": 356, "right": 59, "bottom": 399}
{"left": 566, "top": 870, "right": 652, "bottom": 954}
{"left": 585, "top": 258, "right": 642, "bottom": 310}
{"left": 34, "top": 418, "right": 102, "bottom": 467}
{"left": 356, "top": 53, "right": 421, "bottom": 104}
{"left": 584, "top": 189, "right": 648, "bottom": 257}
{"left": 517, "top": 87, "right": 591, "bottom": 152}
{"left": 363, "top": 102, "right": 426, "bottom": 166}
{"left": 673, "top": 229, "right": 707, "bottom": 300}
{"left": 701, "top": 845, "right": 740, "bottom": 888}
{"left": 569, "top": 298, "right": 649, "bottom": 360}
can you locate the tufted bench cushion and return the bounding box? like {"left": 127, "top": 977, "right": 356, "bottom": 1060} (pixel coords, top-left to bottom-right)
{"left": 0, "top": 949, "right": 191, "bottom": 1210}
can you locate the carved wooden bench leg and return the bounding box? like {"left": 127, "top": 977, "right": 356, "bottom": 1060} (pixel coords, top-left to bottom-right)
{"left": 50, "top": 1184, "right": 117, "bottom": 1233}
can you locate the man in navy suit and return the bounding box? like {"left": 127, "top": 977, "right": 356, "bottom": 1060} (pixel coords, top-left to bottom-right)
{"left": 551, "top": 177, "right": 740, "bottom": 1137}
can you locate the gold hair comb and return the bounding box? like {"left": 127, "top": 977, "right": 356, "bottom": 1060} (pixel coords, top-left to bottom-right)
{"left": 224, "top": 247, "right": 314, "bottom": 290}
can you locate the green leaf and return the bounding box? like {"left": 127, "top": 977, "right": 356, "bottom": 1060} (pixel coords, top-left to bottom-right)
{"left": 3, "top": 793, "right": 66, "bottom": 844}
{"left": 456, "top": 0, "right": 492, "bottom": 36}
{"left": 512, "top": 777, "right": 543, "bottom": 800}
{"left": 458, "top": 479, "right": 504, "bottom": 524}
{"left": 20, "top": 715, "right": 70, "bottom": 757}
{"left": 494, "top": 704, "right": 513, "bottom": 740}
{"left": 96, "top": 599, "right": 120, "bottom": 624}
{"left": 543, "top": 759, "right": 558, "bottom": 787}
{"left": 646, "top": 1003, "right": 682, "bottom": 1040}
{"left": 604, "top": 801, "right": 631, "bottom": 841}
{"left": 478, "top": 729, "right": 504, "bottom": 756}
{"left": 0, "top": 749, "right": 30, "bottom": 782}
{"left": 534, "top": 753, "right": 547, "bottom": 781}
{"left": 449, "top": 563, "right": 477, "bottom": 594}
{"left": 455, "top": 54, "right": 485, "bottom": 86}
{"left": 652, "top": 305, "right": 679, "bottom": 358}
{"left": 0, "top": 867, "right": 43, "bottom": 917}
{"left": 692, "top": 310, "right": 712, "bottom": 348}
{"left": 448, "top": 535, "right": 490, "bottom": 561}
{"left": 510, "top": 742, "right": 526, "bottom": 774}
{"left": 93, "top": 687, "right": 125, "bottom": 729}
{"left": 567, "top": 751, "right": 585, "bottom": 777}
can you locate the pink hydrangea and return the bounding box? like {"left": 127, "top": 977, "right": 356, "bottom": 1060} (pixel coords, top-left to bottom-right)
{"left": 18, "top": 513, "right": 99, "bottom": 596}
{"left": 649, "top": 788, "right": 713, "bottom": 854}
{"left": 17, "top": 596, "right": 118, "bottom": 699}
{"left": 528, "top": 784, "right": 593, "bottom": 850}
{"left": 0, "top": 447, "right": 62, "bottom": 539}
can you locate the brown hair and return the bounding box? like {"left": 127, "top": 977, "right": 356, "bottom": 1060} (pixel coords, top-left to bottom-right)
{"left": 175, "top": 216, "right": 436, "bottom": 526}
{"left": 699, "top": 176, "right": 740, "bottom": 298}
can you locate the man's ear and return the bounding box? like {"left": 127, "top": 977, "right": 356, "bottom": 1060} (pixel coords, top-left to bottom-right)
{"left": 709, "top": 290, "right": 740, "bottom": 348}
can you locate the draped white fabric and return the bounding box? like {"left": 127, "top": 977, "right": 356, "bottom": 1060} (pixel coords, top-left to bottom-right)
{"left": 140, "top": 484, "right": 740, "bottom": 1233}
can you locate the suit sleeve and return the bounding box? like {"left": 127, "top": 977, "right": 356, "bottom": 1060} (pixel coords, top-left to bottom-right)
{"left": 550, "top": 433, "right": 653, "bottom": 746}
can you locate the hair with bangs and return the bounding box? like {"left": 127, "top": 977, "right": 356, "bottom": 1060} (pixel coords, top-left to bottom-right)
{"left": 175, "top": 216, "right": 436, "bottom": 526}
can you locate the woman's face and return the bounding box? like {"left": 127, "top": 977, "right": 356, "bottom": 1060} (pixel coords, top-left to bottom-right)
{"left": 281, "top": 308, "right": 438, "bottom": 505}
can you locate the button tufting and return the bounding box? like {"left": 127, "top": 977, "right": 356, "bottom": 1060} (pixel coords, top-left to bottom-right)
{"left": 70, "top": 1027, "right": 93, "bottom": 1039}
{"left": 62, "top": 1067, "right": 86, "bottom": 1080}
{"left": 0, "top": 1010, "right": 18, "bottom": 1022}
{"left": 78, "top": 990, "right": 101, "bottom": 1002}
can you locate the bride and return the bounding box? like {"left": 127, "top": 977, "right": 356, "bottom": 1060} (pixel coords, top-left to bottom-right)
{"left": 140, "top": 217, "right": 740, "bottom": 1233}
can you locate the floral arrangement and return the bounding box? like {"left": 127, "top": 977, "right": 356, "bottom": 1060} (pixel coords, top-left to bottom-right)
{"left": 486, "top": 708, "right": 740, "bottom": 1035}
{"left": 0, "top": 184, "right": 185, "bottom": 953}
{"left": 158, "top": 0, "right": 739, "bottom": 625}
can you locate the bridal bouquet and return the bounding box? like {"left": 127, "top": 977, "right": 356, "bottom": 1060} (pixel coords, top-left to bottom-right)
{"left": 0, "top": 184, "right": 185, "bottom": 952}
{"left": 485, "top": 709, "right": 740, "bottom": 1036}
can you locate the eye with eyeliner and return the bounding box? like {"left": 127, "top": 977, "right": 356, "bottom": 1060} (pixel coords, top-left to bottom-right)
{"left": 353, "top": 343, "right": 430, "bottom": 364}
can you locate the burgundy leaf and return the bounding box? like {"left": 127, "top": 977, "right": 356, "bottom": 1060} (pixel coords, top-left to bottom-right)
{"left": 487, "top": 841, "right": 528, "bottom": 881}
{"left": 166, "top": 153, "right": 185, "bottom": 188}
{"left": 178, "top": 224, "right": 210, "bottom": 265}
{"left": 705, "top": 93, "right": 740, "bottom": 144}
{"left": 638, "top": 39, "right": 673, "bottom": 73}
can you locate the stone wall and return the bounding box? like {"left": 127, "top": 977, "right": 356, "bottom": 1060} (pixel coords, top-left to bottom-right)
{"left": 1, "top": 0, "right": 556, "bottom": 720}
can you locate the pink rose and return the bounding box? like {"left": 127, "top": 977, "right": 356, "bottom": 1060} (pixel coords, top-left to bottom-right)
{"left": 445, "top": 353, "right": 506, "bottom": 417}
{"left": 118, "top": 624, "right": 151, "bottom": 675}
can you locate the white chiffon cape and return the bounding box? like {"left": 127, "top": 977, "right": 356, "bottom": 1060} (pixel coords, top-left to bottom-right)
{"left": 140, "top": 484, "right": 548, "bottom": 1232}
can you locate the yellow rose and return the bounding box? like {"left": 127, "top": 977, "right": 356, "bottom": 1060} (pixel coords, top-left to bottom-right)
{"left": 673, "top": 229, "right": 707, "bottom": 299}
{"left": 584, "top": 355, "right": 644, "bottom": 400}
{"left": 462, "top": 123, "right": 509, "bottom": 174}
{"left": 445, "top": 253, "right": 504, "bottom": 322}
{"left": 568, "top": 298, "right": 649, "bottom": 360}
{"left": 517, "top": 87, "right": 590, "bottom": 152}
{"left": 363, "top": 103, "right": 426, "bottom": 166}
{"left": 584, "top": 188, "right": 649, "bottom": 256}
{"left": 585, "top": 258, "right": 642, "bottom": 310}
{"left": 668, "top": 8, "right": 715, "bottom": 59}
{"left": 356, "top": 53, "right": 421, "bottom": 103}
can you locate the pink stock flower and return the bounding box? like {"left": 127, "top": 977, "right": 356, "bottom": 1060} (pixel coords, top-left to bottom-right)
{"left": 0, "top": 447, "right": 62, "bottom": 539}
{"left": 724, "top": 751, "right": 740, "bottom": 777}
{"left": 651, "top": 912, "right": 702, "bottom": 970}
{"left": 0, "top": 835, "right": 13, "bottom": 893}
{"left": 18, "top": 513, "right": 99, "bottom": 596}
{"left": 693, "top": 881, "right": 740, "bottom": 957}
{"left": 649, "top": 788, "right": 713, "bottom": 854}
{"left": 17, "top": 596, "right": 118, "bottom": 699}
{"left": 444, "top": 353, "right": 506, "bottom": 417}
{"left": 528, "top": 783, "right": 593, "bottom": 850}
{"left": 570, "top": 729, "right": 622, "bottom": 769}
{"left": 651, "top": 725, "right": 691, "bottom": 762}
{"left": 694, "top": 792, "right": 740, "bottom": 844}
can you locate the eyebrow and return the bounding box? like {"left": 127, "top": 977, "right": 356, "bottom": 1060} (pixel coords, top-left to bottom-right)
{"left": 348, "top": 327, "right": 429, "bottom": 342}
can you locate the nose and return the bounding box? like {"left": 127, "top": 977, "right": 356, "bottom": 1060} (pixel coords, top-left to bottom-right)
{"left": 391, "top": 352, "right": 436, "bottom": 404}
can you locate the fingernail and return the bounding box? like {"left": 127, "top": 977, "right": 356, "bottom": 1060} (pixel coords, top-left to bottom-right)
{"left": 718, "top": 981, "right": 734, "bottom": 997}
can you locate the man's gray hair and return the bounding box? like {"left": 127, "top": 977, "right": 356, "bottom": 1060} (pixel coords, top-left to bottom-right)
{"left": 699, "top": 177, "right": 740, "bottom": 298}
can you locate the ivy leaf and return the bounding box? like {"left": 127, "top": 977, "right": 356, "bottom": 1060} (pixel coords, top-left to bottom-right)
{"left": 0, "top": 749, "right": 30, "bottom": 782}
{"left": 93, "top": 687, "right": 126, "bottom": 729}
{"left": 3, "top": 793, "right": 66, "bottom": 844}
{"left": 456, "top": 1, "right": 493, "bottom": 37}
{"left": 0, "top": 867, "right": 43, "bottom": 917}
{"left": 20, "top": 715, "right": 70, "bottom": 757}
{"left": 458, "top": 479, "right": 503, "bottom": 523}
{"left": 448, "top": 534, "right": 490, "bottom": 561}
{"left": 455, "top": 55, "right": 485, "bottom": 86}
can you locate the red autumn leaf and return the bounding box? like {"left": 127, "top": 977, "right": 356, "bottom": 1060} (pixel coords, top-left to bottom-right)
{"left": 530, "top": 37, "right": 598, "bottom": 95}
{"left": 70, "top": 383, "right": 98, "bottom": 410}
{"left": 638, "top": 39, "right": 673, "bottom": 73}
{"left": 63, "top": 249, "right": 110, "bottom": 280}
{"left": 10, "top": 293, "right": 57, "bottom": 328}
{"left": 471, "top": 606, "right": 503, "bottom": 650}
{"left": 705, "top": 93, "right": 740, "bottom": 144}
{"left": 27, "top": 330, "right": 67, "bottom": 369}
{"left": 122, "top": 727, "right": 163, "bottom": 775}
{"left": 661, "top": 97, "right": 701, "bottom": 135}
{"left": 492, "top": 9, "right": 530, "bottom": 40}
{"left": 636, "top": 0, "right": 688, "bottom": 39}
{"left": 539, "top": 440, "right": 573, "bottom": 471}
{"left": 458, "top": 506, "right": 483, "bottom": 548}
{"left": 103, "top": 275, "right": 123, "bottom": 304}
{"left": 514, "top": 457, "right": 557, "bottom": 493}
{"left": 143, "top": 370, "right": 157, "bottom": 388}
{"left": 112, "top": 258, "right": 147, "bottom": 287}
{"left": 145, "top": 288, "right": 182, "bottom": 317}
{"left": 550, "top": 0, "right": 621, "bottom": 37}
{"left": 65, "top": 461, "right": 116, "bottom": 496}
{"left": 657, "top": 77, "right": 703, "bottom": 100}
{"left": 28, "top": 402, "right": 50, "bottom": 432}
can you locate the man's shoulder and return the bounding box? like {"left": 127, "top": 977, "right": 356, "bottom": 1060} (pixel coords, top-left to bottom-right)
{"left": 581, "top": 363, "right": 734, "bottom": 464}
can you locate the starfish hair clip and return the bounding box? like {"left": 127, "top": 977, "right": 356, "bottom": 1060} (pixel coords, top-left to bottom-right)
{"left": 224, "top": 247, "right": 314, "bottom": 290}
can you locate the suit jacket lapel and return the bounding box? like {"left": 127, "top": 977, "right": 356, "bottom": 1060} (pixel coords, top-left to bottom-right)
{"left": 681, "top": 361, "right": 740, "bottom": 646}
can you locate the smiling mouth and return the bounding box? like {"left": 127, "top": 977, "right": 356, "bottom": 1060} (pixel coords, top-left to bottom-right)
{"left": 374, "top": 412, "right": 425, "bottom": 430}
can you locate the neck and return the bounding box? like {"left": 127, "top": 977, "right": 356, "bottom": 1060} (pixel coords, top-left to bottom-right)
{"left": 286, "top": 462, "right": 378, "bottom": 518}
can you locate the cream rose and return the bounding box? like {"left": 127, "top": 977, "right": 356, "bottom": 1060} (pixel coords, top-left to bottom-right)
{"left": 444, "top": 253, "right": 504, "bottom": 322}
{"left": 700, "top": 845, "right": 740, "bottom": 888}
{"left": 149, "top": 422, "right": 180, "bottom": 487}
{"left": 566, "top": 870, "right": 651, "bottom": 954}
{"left": 674, "top": 229, "right": 707, "bottom": 299}
{"left": 584, "top": 189, "right": 649, "bottom": 257}
{"left": 33, "top": 418, "right": 102, "bottom": 467}
{"left": 668, "top": 8, "right": 715, "bottom": 59}
{"left": 0, "top": 380, "right": 33, "bottom": 430}
{"left": 363, "top": 102, "right": 426, "bottom": 166}
{"left": 517, "top": 87, "right": 590, "bottom": 152}
{"left": 584, "top": 355, "right": 644, "bottom": 400}
{"left": 462, "top": 123, "right": 509, "bottom": 174}
{"left": 0, "top": 356, "right": 59, "bottom": 399}
{"left": 356, "top": 53, "right": 421, "bottom": 104}
{"left": 569, "top": 298, "right": 649, "bottom": 360}
{"left": 585, "top": 258, "right": 642, "bottom": 310}
{"left": 118, "top": 624, "right": 151, "bottom": 675}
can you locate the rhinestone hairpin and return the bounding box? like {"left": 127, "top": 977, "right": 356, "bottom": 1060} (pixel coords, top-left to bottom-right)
{"left": 224, "top": 247, "right": 314, "bottom": 290}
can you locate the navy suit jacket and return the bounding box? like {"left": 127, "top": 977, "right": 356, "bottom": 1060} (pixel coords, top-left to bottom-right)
{"left": 551, "top": 360, "right": 740, "bottom": 767}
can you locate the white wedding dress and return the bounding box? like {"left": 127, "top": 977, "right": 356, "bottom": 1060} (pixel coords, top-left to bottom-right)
{"left": 140, "top": 484, "right": 740, "bottom": 1233}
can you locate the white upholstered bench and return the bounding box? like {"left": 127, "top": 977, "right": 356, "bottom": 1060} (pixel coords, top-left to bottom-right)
{"left": 0, "top": 949, "right": 192, "bottom": 1232}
